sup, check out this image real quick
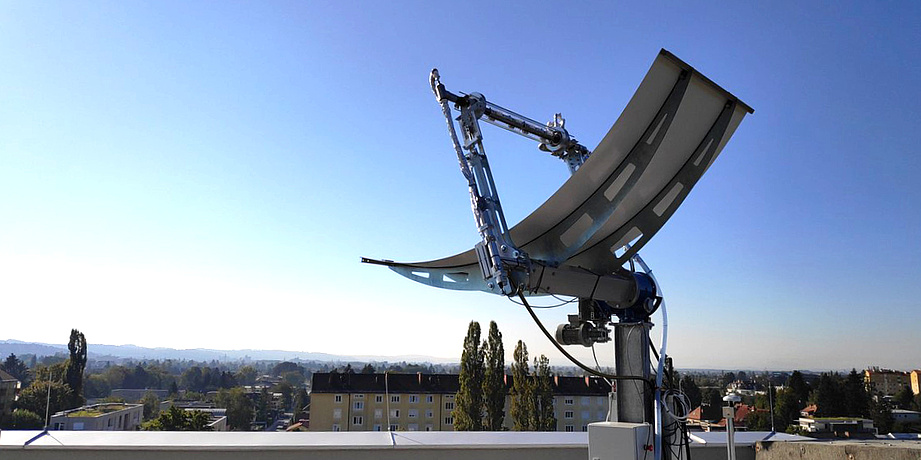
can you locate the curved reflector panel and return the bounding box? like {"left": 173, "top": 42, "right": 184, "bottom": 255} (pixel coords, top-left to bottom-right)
{"left": 364, "top": 49, "right": 753, "bottom": 294}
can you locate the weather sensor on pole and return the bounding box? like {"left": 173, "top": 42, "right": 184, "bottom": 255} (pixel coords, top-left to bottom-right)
{"left": 363, "top": 49, "right": 752, "bottom": 460}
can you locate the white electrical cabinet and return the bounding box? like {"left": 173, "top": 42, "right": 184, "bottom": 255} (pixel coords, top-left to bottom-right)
{"left": 588, "top": 422, "right": 651, "bottom": 460}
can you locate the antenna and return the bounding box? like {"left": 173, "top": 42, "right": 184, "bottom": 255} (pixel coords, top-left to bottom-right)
{"left": 363, "top": 49, "right": 752, "bottom": 460}
{"left": 23, "top": 369, "right": 54, "bottom": 446}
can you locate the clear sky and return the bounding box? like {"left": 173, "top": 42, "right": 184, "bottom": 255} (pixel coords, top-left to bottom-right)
{"left": 1, "top": 2, "right": 919, "bottom": 371}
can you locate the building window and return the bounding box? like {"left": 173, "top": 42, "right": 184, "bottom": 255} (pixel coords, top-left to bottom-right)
{"left": 425, "top": 424, "right": 433, "bottom": 431}
{"left": 353, "top": 416, "right": 363, "bottom": 425}
{"left": 375, "top": 395, "right": 384, "bottom": 403}
{"left": 354, "top": 401, "right": 364, "bottom": 410}
{"left": 582, "top": 425, "right": 588, "bottom": 432}
{"left": 444, "top": 417, "right": 453, "bottom": 425}
{"left": 426, "top": 395, "right": 434, "bottom": 403}
{"left": 409, "top": 395, "right": 418, "bottom": 403}
{"left": 581, "top": 397, "right": 590, "bottom": 405}
{"left": 597, "top": 397, "right": 605, "bottom": 405}
{"left": 373, "top": 424, "right": 382, "bottom": 431}
{"left": 408, "top": 423, "right": 418, "bottom": 431}
{"left": 408, "top": 409, "right": 418, "bottom": 418}
{"left": 390, "top": 409, "right": 400, "bottom": 418}
{"left": 335, "top": 395, "right": 343, "bottom": 403}
{"left": 333, "top": 408, "right": 342, "bottom": 419}
{"left": 564, "top": 398, "right": 574, "bottom": 405}
{"left": 391, "top": 395, "right": 401, "bottom": 403}
{"left": 426, "top": 410, "right": 433, "bottom": 418}
{"left": 445, "top": 402, "right": 455, "bottom": 410}
{"left": 565, "top": 425, "right": 574, "bottom": 432}
{"left": 564, "top": 411, "right": 574, "bottom": 419}
{"left": 355, "top": 394, "right": 364, "bottom": 399}
{"left": 374, "top": 409, "right": 383, "bottom": 419}
{"left": 332, "top": 424, "right": 340, "bottom": 432}
{"left": 389, "top": 424, "right": 399, "bottom": 431}
{"left": 597, "top": 411, "right": 606, "bottom": 420}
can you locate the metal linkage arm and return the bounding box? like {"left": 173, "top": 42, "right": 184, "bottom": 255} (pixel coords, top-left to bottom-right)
{"left": 431, "top": 69, "right": 529, "bottom": 296}
{"left": 431, "top": 71, "right": 592, "bottom": 174}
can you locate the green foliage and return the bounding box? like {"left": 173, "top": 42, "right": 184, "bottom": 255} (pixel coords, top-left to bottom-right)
{"left": 699, "top": 388, "right": 722, "bottom": 421}
{"left": 271, "top": 362, "right": 303, "bottom": 377}
{"left": 786, "top": 371, "right": 810, "bottom": 409}
{"left": 679, "top": 375, "right": 701, "bottom": 410}
{"left": 83, "top": 374, "right": 111, "bottom": 399}
{"left": 894, "top": 386, "right": 914, "bottom": 410}
{"left": 454, "top": 321, "right": 484, "bottom": 431}
{"left": 870, "top": 398, "right": 893, "bottom": 434}
{"left": 272, "top": 382, "right": 295, "bottom": 410}
{"left": 533, "top": 354, "right": 555, "bottom": 431}
{"left": 255, "top": 387, "right": 271, "bottom": 424}
{"left": 2, "top": 353, "right": 29, "bottom": 383}
{"left": 510, "top": 340, "right": 535, "bottom": 431}
{"left": 141, "top": 391, "right": 161, "bottom": 421}
{"left": 773, "top": 388, "right": 800, "bottom": 431}
{"left": 292, "top": 388, "right": 310, "bottom": 421}
{"left": 814, "top": 373, "right": 845, "bottom": 417}
{"left": 64, "top": 329, "right": 87, "bottom": 409}
{"left": 361, "top": 364, "right": 375, "bottom": 374}
{"left": 2, "top": 409, "right": 44, "bottom": 430}
{"left": 144, "top": 406, "right": 213, "bottom": 431}
{"left": 235, "top": 365, "right": 257, "bottom": 385}
{"left": 281, "top": 371, "right": 305, "bottom": 387}
{"left": 843, "top": 369, "right": 869, "bottom": 417}
{"left": 482, "top": 321, "right": 506, "bottom": 431}
{"left": 216, "top": 387, "right": 254, "bottom": 430}
{"left": 15, "top": 380, "right": 73, "bottom": 418}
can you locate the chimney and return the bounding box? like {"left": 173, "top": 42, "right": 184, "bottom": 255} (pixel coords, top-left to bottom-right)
{"left": 418, "top": 372, "right": 423, "bottom": 386}
{"left": 554, "top": 375, "right": 559, "bottom": 386}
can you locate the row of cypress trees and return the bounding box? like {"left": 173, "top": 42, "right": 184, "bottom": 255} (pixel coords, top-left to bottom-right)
{"left": 454, "top": 321, "right": 556, "bottom": 431}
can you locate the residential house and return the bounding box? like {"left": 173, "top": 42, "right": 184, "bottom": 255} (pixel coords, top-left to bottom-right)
{"left": 0, "top": 369, "right": 21, "bottom": 425}
{"left": 50, "top": 403, "right": 144, "bottom": 431}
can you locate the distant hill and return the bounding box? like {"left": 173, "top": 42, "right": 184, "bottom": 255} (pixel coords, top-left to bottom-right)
{"left": 0, "top": 339, "right": 455, "bottom": 364}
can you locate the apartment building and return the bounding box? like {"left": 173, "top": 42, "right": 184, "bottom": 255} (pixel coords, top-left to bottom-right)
{"left": 0, "top": 369, "right": 20, "bottom": 425}
{"left": 309, "top": 372, "right": 612, "bottom": 432}
{"left": 50, "top": 403, "right": 144, "bottom": 431}
{"left": 864, "top": 367, "right": 909, "bottom": 397}
{"left": 910, "top": 370, "right": 921, "bottom": 396}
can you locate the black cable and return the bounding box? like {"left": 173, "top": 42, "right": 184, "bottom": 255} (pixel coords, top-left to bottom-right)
{"left": 516, "top": 292, "right": 654, "bottom": 389}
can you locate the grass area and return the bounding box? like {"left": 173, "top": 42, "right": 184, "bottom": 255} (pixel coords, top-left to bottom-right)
{"left": 66, "top": 404, "right": 129, "bottom": 417}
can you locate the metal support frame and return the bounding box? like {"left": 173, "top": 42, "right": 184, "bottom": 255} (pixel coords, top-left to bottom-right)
{"left": 614, "top": 322, "right": 653, "bottom": 424}
{"left": 430, "top": 67, "right": 664, "bottom": 431}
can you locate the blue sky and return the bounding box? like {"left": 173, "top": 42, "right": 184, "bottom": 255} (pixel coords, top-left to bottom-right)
{"left": 1, "top": 1, "right": 919, "bottom": 370}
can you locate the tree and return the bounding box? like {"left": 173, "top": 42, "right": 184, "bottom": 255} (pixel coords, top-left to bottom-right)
{"left": 64, "top": 329, "right": 87, "bottom": 409}
{"left": 510, "top": 340, "right": 535, "bottom": 431}
{"left": 1, "top": 353, "right": 29, "bottom": 382}
{"left": 772, "top": 388, "right": 796, "bottom": 430}
{"left": 141, "top": 391, "right": 161, "bottom": 421}
{"left": 292, "top": 388, "right": 310, "bottom": 421}
{"left": 700, "top": 388, "right": 722, "bottom": 421}
{"left": 843, "top": 369, "right": 869, "bottom": 417}
{"left": 679, "top": 375, "right": 702, "bottom": 410}
{"left": 814, "top": 373, "right": 844, "bottom": 417}
{"left": 454, "top": 321, "right": 484, "bottom": 431}
{"left": 894, "top": 386, "right": 914, "bottom": 410}
{"left": 144, "top": 406, "right": 213, "bottom": 431}
{"left": 534, "top": 354, "right": 556, "bottom": 431}
{"left": 361, "top": 364, "right": 376, "bottom": 374}
{"left": 271, "top": 362, "right": 301, "bottom": 377}
{"left": 870, "top": 398, "right": 893, "bottom": 434}
{"left": 787, "top": 371, "right": 810, "bottom": 409}
{"left": 15, "top": 381, "right": 73, "bottom": 421}
{"left": 482, "top": 321, "right": 506, "bottom": 431}
{"left": 255, "top": 387, "right": 272, "bottom": 424}
{"left": 235, "top": 365, "right": 257, "bottom": 385}
{"left": 2, "top": 409, "right": 44, "bottom": 430}
{"left": 216, "top": 387, "right": 254, "bottom": 430}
